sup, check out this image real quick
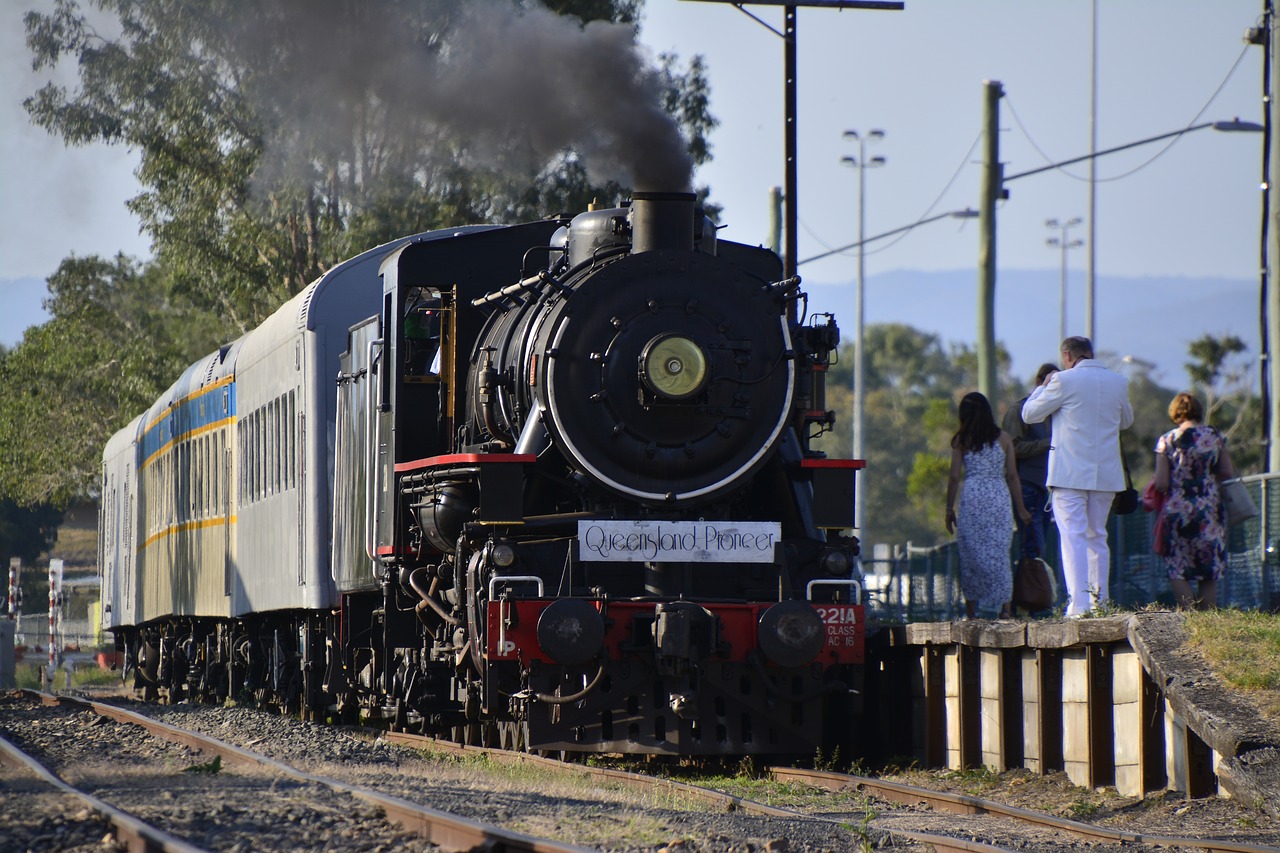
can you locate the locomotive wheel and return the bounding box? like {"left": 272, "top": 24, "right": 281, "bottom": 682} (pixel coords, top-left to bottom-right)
{"left": 451, "top": 722, "right": 485, "bottom": 746}
{"left": 497, "top": 721, "right": 528, "bottom": 752}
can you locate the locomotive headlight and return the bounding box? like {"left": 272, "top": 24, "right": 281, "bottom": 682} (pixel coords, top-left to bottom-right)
{"left": 490, "top": 542, "right": 517, "bottom": 568}
{"left": 757, "top": 601, "right": 825, "bottom": 667}
{"left": 820, "top": 549, "right": 851, "bottom": 575}
{"left": 640, "top": 334, "right": 709, "bottom": 400}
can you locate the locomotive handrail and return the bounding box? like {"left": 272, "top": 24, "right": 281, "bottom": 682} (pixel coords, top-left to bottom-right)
{"left": 488, "top": 575, "right": 544, "bottom": 599}
{"left": 805, "top": 578, "right": 863, "bottom": 604}
{"left": 471, "top": 269, "right": 568, "bottom": 308}
{"left": 365, "top": 337, "right": 385, "bottom": 562}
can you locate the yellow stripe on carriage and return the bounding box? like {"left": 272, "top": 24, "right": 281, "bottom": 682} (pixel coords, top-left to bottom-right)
{"left": 143, "top": 374, "right": 236, "bottom": 432}
{"left": 141, "top": 515, "right": 237, "bottom": 550}
{"left": 139, "top": 417, "right": 236, "bottom": 471}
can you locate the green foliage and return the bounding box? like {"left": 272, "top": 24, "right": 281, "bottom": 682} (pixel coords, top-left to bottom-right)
{"left": 1109, "top": 337, "right": 1262, "bottom": 478}
{"left": 1067, "top": 796, "right": 1101, "bottom": 819}
{"left": 1185, "top": 609, "right": 1280, "bottom": 692}
{"left": 182, "top": 755, "right": 223, "bottom": 774}
{"left": 807, "top": 323, "right": 1266, "bottom": 551}
{"left": 816, "top": 323, "right": 1015, "bottom": 547}
{"left": 0, "top": 255, "right": 224, "bottom": 507}
{"left": 8, "top": 0, "right": 715, "bottom": 511}
{"left": 1185, "top": 333, "right": 1247, "bottom": 391}
{"left": 1183, "top": 334, "right": 1260, "bottom": 473}
{"left": 0, "top": 501, "right": 62, "bottom": 570}
{"left": 23, "top": 0, "right": 716, "bottom": 329}
{"left": 812, "top": 744, "right": 841, "bottom": 772}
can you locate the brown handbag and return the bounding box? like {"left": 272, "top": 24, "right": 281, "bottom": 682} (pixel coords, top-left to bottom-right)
{"left": 1012, "top": 557, "right": 1054, "bottom": 612}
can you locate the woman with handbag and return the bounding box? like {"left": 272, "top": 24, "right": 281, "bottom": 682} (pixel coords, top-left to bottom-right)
{"left": 945, "top": 392, "right": 1034, "bottom": 619}
{"left": 1152, "top": 392, "right": 1236, "bottom": 609}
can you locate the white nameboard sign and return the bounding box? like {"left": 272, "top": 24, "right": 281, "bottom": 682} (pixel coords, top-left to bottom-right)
{"left": 578, "top": 520, "right": 780, "bottom": 563}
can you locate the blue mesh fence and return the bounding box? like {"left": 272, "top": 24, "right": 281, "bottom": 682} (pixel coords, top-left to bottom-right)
{"left": 860, "top": 475, "right": 1280, "bottom": 623}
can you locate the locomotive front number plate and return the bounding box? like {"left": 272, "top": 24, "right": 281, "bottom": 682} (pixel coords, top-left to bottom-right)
{"left": 578, "top": 520, "right": 781, "bottom": 563}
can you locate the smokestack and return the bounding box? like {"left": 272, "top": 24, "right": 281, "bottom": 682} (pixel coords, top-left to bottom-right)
{"left": 630, "top": 191, "right": 695, "bottom": 254}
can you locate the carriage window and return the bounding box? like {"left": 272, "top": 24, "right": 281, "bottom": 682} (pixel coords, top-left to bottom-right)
{"left": 238, "top": 419, "right": 247, "bottom": 506}
{"left": 248, "top": 411, "right": 257, "bottom": 504}
{"left": 187, "top": 441, "right": 192, "bottom": 521}
{"left": 286, "top": 390, "right": 296, "bottom": 489}
{"left": 243, "top": 416, "right": 251, "bottom": 505}
{"left": 214, "top": 431, "right": 223, "bottom": 514}
{"left": 256, "top": 408, "right": 265, "bottom": 501}
{"left": 187, "top": 444, "right": 193, "bottom": 519}
{"left": 275, "top": 397, "right": 284, "bottom": 494}
{"left": 201, "top": 436, "right": 210, "bottom": 519}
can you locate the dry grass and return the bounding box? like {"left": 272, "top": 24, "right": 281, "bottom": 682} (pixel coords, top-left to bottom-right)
{"left": 1184, "top": 609, "right": 1280, "bottom": 727}
{"left": 51, "top": 524, "right": 97, "bottom": 565}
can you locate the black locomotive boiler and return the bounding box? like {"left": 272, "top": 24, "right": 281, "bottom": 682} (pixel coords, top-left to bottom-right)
{"left": 100, "top": 190, "right": 865, "bottom": 757}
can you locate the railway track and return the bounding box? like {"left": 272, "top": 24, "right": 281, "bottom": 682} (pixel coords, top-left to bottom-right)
{"left": 9, "top": 689, "right": 1278, "bottom": 852}
{"left": 4, "top": 690, "right": 865, "bottom": 851}
{"left": 1, "top": 690, "right": 591, "bottom": 853}
{"left": 369, "top": 728, "right": 1280, "bottom": 853}
{"left": 769, "top": 766, "right": 1280, "bottom": 853}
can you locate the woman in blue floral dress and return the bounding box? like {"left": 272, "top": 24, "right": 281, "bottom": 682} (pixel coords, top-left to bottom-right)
{"left": 945, "top": 392, "right": 1033, "bottom": 619}
{"left": 1152, "top": 392, "right": 1236, "bottom": 609}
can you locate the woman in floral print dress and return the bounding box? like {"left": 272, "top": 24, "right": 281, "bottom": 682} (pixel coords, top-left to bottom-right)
{"left": 1153, "top": 392, "right": 1236, "bottom": 609}
{"left": 945, "top": 392, "right": 1033, "bottom": 619}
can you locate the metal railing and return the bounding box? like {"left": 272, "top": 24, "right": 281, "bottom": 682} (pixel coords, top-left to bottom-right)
{"left": 861, "top": 474, "right": 1280, "bottom": 623}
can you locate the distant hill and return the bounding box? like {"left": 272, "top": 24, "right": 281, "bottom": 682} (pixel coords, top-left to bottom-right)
{"left": 803, "top": 269, "right": 1257, "bottom": 391}
{"left": 0, "top": 277, "right": 50, "bottom": 348}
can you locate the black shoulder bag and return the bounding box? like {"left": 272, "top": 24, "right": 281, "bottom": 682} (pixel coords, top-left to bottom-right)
{"left": 1112, "top": 431, "right": 1139, "bottom": 515}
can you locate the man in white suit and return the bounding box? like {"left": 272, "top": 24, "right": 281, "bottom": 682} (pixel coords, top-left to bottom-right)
{"left": 1022, "top": 337, "right": 1134, "bottom": 616}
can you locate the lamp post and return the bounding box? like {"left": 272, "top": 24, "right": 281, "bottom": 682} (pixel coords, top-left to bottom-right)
{"left": 841, "top": 130, "right": 885, "bottom": 531}
{"left": 1046, "top": 217, "right": 1084, "bottom": 343}
{"left": 977, "top": 107, "right": 1263, "bottom": 401}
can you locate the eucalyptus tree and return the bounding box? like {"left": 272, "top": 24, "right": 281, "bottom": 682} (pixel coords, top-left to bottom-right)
{"left": 23, "top": 0, "right": 716, "bottom": 332}
{"left": 0, "top": 255, "right": 218, "bottom": 507}
{"left": 7, "top": 0, "right": 715, "bottom": 509}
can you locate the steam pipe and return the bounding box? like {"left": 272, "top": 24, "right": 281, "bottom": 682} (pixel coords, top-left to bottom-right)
{"left": 409, "top": 567, "right": 458, "bottom": 627}
{"left": 534, "top": 653, "right": 609, "bottom": 704}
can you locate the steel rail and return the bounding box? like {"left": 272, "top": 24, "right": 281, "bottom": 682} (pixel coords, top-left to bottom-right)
{"left": 768, "top": 766, "right": 1280, "bottom": 853}
{"left": 47, "top": 693, "right": 1271, "bottom": 852}
{"left": 367, "top": 728, "right": 1017, "bottom": 852}
{"left": 0, "top": 727, "right": 208, "bottom": 853}
{"left": 23, "top": 691, "right": 591, "bottom": 853}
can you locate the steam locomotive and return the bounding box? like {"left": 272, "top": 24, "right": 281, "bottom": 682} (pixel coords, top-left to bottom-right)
{"left": 98, "top": 191, "right": 865, "bottom": 756}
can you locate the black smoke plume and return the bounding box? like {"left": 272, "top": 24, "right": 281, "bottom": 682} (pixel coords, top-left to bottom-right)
{"left": 241, "top": 0, "right": 694, "bottom": 196}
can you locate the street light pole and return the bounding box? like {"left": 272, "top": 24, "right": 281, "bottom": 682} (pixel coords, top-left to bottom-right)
{"left": 841, "top": 130, "right": 885, "bottom": 525}
{"left": 1046, "top": 217, "right": 1084, "bottom": 343}
{"left": 978, "top": 103, "right": 1262, "bottom": 405}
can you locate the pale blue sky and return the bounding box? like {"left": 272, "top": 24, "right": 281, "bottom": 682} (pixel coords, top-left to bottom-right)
{"left": 640, "top": 0, "right": 1264, "bottom": 287}
{"left": 1, "top": 1, "right": 1265, "bottom": 342}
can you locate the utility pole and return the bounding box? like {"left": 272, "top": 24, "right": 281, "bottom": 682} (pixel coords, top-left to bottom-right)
{"left": 1244, "top": 8, "right": 1277, "bottom": 472}
{"left": 685, "top": 0, "right": 903, "bottom": 279}
{"left": 977, "top": 80, "right": 1003, "bottom": 402}
{"left": 1266, "top": 11, "right": 1279, "bottom": 472}
{"left": 1086, "top": 0, "right": 1099, "bottom": 343}
{"left": 767, "top": 186, "right": 783, "bottom": 257}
